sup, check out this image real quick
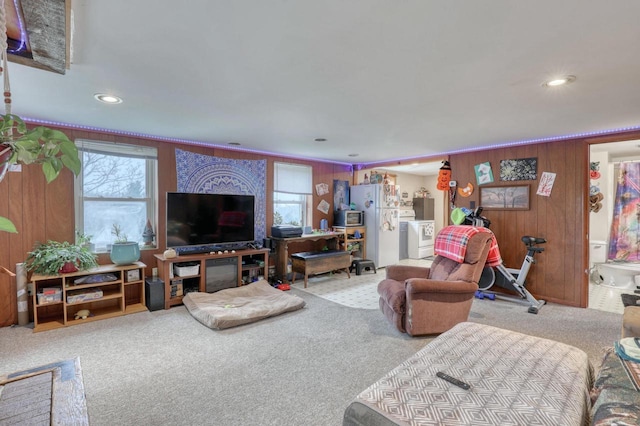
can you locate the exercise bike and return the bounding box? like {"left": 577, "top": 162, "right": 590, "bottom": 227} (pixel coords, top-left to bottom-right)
{"left": 463, "top": 207, "right": 547, "bottom": 314}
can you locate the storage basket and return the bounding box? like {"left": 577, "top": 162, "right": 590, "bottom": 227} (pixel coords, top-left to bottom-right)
{"left": 174, "top": 263, "right": 199, "bottom": 277}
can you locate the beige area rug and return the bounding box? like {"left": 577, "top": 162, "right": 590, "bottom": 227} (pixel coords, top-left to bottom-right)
{"left": 290, "top": 258, "right": 433, "bottom": 309}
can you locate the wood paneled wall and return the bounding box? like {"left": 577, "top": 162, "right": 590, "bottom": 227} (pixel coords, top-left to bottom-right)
{"left": 449, "top": 140, "right": 588, "bottom": 307}
{"left": 0, "top": 127, "right": 351, "bottom": 327}
{"left": 373, "top": 129, "right": 640, "bottom": 310}
{"left": 3, "top": 124, "right": 640, "bottom": 326}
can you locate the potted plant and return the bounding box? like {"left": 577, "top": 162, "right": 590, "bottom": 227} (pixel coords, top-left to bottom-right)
{"left": 76, "top": 230, "right": 95, "bottom": 252}
{"left": 0, "top": 114, "right": 81, "bottom": 233}
{"left": 25, "top": 240, "right": 98, "bottom": 276}
{"left": 110, "top": 223, "right": 140, "bottom": 265}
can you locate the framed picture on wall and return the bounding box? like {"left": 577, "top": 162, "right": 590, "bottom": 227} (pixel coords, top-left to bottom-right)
{"left": 479, "top": 185, "right": 530, "bottom": 210}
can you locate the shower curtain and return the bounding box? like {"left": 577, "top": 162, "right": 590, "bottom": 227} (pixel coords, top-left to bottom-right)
{"left": 608, "top": 162, "right": 640, "bottom": 261}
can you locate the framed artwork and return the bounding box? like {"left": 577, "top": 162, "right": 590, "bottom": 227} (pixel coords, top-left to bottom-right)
{"left": 369, "top": 171, "right": 396, "bottom": 185}
{"left": 479, "top": 185, "right": 530, "bottom": 210}
{"left": 333, "top": 180, "right": 349, "bottom": 210}
{"left": 500, "top": 158, "right": 537, "bottom": 181}
{"left": 474, "top": 162, "right": 494, "bottom": 185}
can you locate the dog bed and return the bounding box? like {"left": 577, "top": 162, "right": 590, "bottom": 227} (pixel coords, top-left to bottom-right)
{"left": 182, "top": 280, "right": 305, "bottom": 329}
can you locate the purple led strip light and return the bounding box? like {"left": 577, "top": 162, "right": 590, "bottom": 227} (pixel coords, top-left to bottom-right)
{"left": 22, "top": 116, "right": 354, "bottom": 170}
{"left": 358, "top": 124, "right": 640, "bottom": 170}
{"left": 7, "top": 0, "right": 28, "bottom": 53}
{"left": 20, "top": 117, "right": 640, "bottom": 171}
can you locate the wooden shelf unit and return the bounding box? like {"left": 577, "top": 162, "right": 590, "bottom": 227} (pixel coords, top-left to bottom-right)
{"left": 154, "top": 248, "right": 269, "bottom": 309}
{"left": 30, "top": 262, "right": 147, "bottom": 332}
{"left": 333, "top": 226, "right": 367, "bottom": 260}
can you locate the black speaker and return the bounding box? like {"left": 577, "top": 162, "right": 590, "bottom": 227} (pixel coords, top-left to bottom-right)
{"left": 145, "top": 277, "right": 165, "bottom": 311}
{"left": 263, "top": 238, "right": 274, "bottom": 252}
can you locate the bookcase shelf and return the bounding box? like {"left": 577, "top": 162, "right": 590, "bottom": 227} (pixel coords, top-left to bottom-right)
{"left": 333, "top": 226, "right": 367, "bottom": 260}
{"left": 30, "top": 262, "right": 147, "bottom": 332}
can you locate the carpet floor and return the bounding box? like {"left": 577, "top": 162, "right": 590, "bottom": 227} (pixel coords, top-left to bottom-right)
{"left": 0, "top": 273, "right": 623, "bottom": 426}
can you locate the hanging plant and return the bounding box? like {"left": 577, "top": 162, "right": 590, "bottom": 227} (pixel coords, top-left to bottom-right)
{"left": 0, "top": 0, "right": 81, "bottom": 234}
{"left": 0, "top": 114, "right": 80, "bottom": 182}
{"left": 0, "top": 115, "right": 81, "bottom": 233}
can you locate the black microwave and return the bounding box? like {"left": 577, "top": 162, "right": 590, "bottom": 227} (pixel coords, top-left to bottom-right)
{"left": 334, "top": 210, "right": 364, "bottom": 227}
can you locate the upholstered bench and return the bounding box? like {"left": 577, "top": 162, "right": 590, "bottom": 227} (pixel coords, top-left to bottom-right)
{"left": 291, "top": 250, "right": 351, "bottom": 288}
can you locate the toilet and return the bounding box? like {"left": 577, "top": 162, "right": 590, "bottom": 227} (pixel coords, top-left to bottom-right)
{"left": 597, "top": 262, "right": 640, "bottom": 290}
{"left": 589, "top": 240, "right": 607, "bottom": 268}
{"left": 591, "top": 239, "right": 640, "bottom": 289}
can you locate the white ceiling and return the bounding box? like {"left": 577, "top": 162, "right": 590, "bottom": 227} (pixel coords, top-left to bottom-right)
{"left": 9, "top": 0, "right": 640, "bottom": 167}
{"left": 376, "top": 161, "right": 444, "bottom": 176}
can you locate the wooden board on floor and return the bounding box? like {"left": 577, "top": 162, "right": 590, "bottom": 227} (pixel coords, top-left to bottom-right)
{"left": 0, "top": 357, "right": 88, "bottom": 425}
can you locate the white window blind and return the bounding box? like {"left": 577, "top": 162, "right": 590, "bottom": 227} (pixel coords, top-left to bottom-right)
{"left": 274, "top": 162, "right": 312, "bottom": 194}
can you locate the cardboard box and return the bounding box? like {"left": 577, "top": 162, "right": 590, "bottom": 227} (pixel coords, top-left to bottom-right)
{"left": 126, "top": 269, "right": 141, "bottom": 282}
{"left": 67, "top": 288, "right": 103, "bottom": 304}
{"left": 37, "top": 289, "right": 61, "bottom": 305}
{"left": 170, "top": 279, "right": 183, "bottom": 297}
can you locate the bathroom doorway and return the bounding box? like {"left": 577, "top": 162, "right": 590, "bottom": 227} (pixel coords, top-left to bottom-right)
{"left": 588, "top": 139, "right": 640, "bottom": 313}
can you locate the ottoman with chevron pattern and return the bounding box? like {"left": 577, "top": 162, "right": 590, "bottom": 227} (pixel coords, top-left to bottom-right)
{"left": 343, "top": 322, "right": 594, "bottom": 426}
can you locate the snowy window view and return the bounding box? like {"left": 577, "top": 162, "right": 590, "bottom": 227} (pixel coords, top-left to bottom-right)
{"left": 74, "top": 141, "right": 158, "bottom": 252}
{"left": 273, "top": 162, "right": 313, "bottom": 228}
{"left": 273, "top": 192, "right": 309, "bottom": 227}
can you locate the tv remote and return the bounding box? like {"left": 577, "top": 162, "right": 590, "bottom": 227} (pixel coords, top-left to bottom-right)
{"left": 436, "top": 371, "right": 470, "bottom": 390}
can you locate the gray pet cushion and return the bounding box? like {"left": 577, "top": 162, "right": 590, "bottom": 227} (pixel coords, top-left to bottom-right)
{"left": 182, "top": 280, "right": 306, "bottom": 329}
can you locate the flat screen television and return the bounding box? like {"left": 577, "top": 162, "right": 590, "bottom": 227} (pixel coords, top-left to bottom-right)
{"left": 166, "top": 192, "right": 255, "bottom": 251}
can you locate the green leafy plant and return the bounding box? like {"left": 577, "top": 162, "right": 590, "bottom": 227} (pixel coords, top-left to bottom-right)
{"left": 75, "top": 230, "right": 93, "bottom": 245}
{"left": 0, "top": 114, "right": 81, "bottom": 233}
{"left": 0, "top": 114, "right": 80, "bottom": 182}
{"left": 25, "top": 240, "right": 99, "bottom": 276}
{"left": 76, "top": 229, "right": 95, "bottom": 252}
{"left": 111, "top": 223, "right": 128, "bottom": 243}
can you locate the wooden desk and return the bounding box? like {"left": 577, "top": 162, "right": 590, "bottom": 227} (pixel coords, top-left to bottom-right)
{"left": 272, "top": 233, "right": 341, "bottom": 282}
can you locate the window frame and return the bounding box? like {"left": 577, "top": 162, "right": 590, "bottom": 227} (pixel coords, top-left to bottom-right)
{"left": 273, "top": 162, "right": 313, "bottom": 228}
{"left": 74, "top": 140, "right": 158, "bottom": 252}
{"left": 273, "top": 191, "right": 312, "bottom": 227}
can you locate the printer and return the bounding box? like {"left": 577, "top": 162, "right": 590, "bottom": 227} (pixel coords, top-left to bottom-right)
{"left": 271, "top": 225, "right": 303, "bottom": 238}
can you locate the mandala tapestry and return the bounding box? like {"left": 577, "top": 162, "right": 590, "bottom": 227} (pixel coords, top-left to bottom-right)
{"left": 175, "top": 149, "right": 266, "bottom": 243}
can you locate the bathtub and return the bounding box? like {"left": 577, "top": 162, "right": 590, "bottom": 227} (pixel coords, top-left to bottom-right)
{"left": 597, "top": 262, "right": 640, "bottom": 290}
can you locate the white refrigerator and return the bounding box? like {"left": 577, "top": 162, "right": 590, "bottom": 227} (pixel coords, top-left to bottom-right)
{"left": 349, "top": 184, "right": 400, "bottom": 268}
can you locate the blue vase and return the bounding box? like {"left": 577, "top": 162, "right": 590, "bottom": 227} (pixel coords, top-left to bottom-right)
{"left": 110, "top": 242, "right": 141, "bottom": 265}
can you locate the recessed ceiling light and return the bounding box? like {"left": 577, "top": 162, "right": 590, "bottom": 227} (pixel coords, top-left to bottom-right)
{"left": 314, "top": 138, "right": 327, "bottom": 142}
{"left": 94, "top": 93, "right": 123, "bottom": 104}
{"left": 542, "top": 75, "right": 576, "bottom": 87}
